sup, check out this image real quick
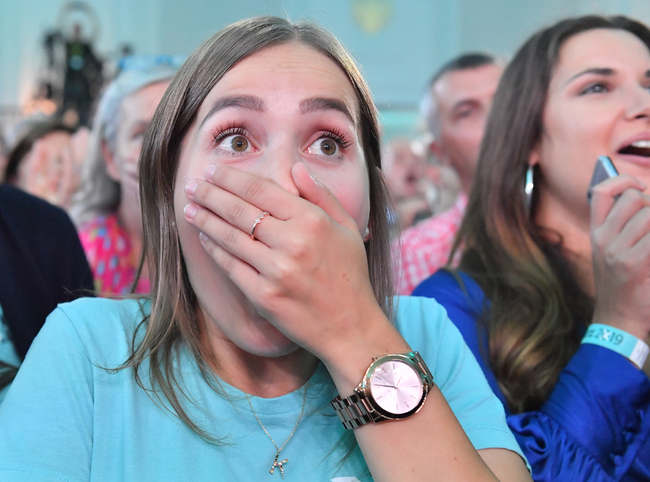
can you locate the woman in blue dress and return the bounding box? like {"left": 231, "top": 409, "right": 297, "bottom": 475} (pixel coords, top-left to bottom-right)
{"left": 414, "top": 15, "right": 650, "bottom": 481}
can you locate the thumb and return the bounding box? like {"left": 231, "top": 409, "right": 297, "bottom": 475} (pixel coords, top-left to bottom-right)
{"left": 291, "top": 163, "right": 359, "bottom": 231}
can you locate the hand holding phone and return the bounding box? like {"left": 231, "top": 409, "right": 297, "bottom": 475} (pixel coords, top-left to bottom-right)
{"left": 587, "top": 155, "right": 619, "bottom": 203}
{"left": 589, "top": 155, "right": 650, "bottom": 342}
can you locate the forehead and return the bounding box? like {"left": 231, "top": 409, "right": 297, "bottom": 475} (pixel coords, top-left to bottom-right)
{"left": 432, "top": 64, "right": 503, "bottom": 107}
{"left": 553, "top": 29, "right": 650, "bottom": 80}
{"left": 198, "top": 43, "right": 360, "bottom": 115}
{"left": 39, "top": 130, "right": 71, "bottom": 148}
{"left": 121, "top": 81, "right": 170, "bottom": 116}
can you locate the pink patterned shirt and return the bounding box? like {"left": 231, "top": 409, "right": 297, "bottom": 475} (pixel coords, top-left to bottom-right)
{"left": 393, "top": 193, "right": 467, "bottom": 295}
{"left": 78, "top": 213, "right": 150, "bottom": 295}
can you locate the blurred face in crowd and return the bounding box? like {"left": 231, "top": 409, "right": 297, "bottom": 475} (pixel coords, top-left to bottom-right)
{"left": 382, "top": 138, "right": 428, "bottom": 200}
{"left": 15, "top": 131, "right": 72, "bottom": 191}
{"left": 105, "top": 81, "right": 169, "bottom": 229}
{"left": 532, "top": 28, "right": 650, "bottom": 228}
{"left": 429, "top": 63, "right": 503, "bottom": 193}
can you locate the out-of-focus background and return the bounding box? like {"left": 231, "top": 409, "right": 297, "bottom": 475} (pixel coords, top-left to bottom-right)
{"left": 1, "top": 0, "right": 649, "bottom": 138}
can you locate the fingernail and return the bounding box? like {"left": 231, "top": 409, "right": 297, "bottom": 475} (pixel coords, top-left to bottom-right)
{"left": 310, "top": 174, "right": 323, "bottom": 186}
{"left": 184, "top": 203, "right": 198, "bottom": 219}
{"left": 199, "top": 231, "right": 209, "bottom": 243}
{"left": 204, "top": 164, "right": 216, "bottom": 180}
{"left": 185, "top": 180, "right": 198, "bottom": 196}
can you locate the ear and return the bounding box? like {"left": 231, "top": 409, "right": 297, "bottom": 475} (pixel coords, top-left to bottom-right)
{"left": 102, "top": 140, "right": 120, "bottom": 182}
{"left": 429, "top": 139, "right": 448, "bottom": 165}
{"left": 528, "top": 141, "right": 541, "bottom": 167}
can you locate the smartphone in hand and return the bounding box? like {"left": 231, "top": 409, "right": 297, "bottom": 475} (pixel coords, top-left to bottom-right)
{"left": 587, "top": 155, "right": 619, "bottom": 203}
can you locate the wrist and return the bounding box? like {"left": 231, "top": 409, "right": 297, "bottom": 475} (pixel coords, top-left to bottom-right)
{"left": 582, "top": 323, "right": 650, "bottom": 369}
{"left": 320, "top": 309, "right": 411, "bottom": 396}
{"left": 331, "top": 351, "right": 435, "bottom": 430}
{"left": 592, "top": 308, "right": 650, "bottom": 340}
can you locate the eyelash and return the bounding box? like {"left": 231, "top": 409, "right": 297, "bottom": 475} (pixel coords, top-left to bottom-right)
{"left": 318, "top": 127, "right": 353, "bottom": 150}
{"left": 212, "top": 123, "right": 248, "bottom": 145}
{"left": 211, "top": 124, "right": 353, "bottom": 151}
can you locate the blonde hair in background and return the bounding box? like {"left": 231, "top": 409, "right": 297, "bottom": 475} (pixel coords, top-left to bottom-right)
{"left": 69, "top": 57, "right": 182, "bottom": 227}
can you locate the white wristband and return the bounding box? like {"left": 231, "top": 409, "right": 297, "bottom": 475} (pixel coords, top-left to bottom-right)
{"left": 582, "top": 324, "right": 649, "bottom": 369}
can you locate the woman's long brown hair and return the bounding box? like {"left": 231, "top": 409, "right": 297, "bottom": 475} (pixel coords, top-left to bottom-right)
{"left": 452, "top": 15, "right": 650, "bottom": 413}
{"left": 114, "top": 16, "right": 393, "bottom": 442}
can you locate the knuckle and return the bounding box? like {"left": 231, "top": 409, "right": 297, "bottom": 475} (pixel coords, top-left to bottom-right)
{"left": 270, "top": 258, "right": 297, "bottom": 287}
{"left": 283, "top": 233, "right": 309, "bottom": 259}
{"left": 222, "top": 227, "right": 239, "bottom": 250}
{"left": 226, "top": 199, "right": 246, "bottom": 224}
{"left": 222, "top": 256, "right": 237, "bottom": 275}
{"left": 629, "top": 191, "right": 645, "bottom": 210}
{"left": 257, "top": 282, "right": 282, "bottom": 306}
{"left": 641, "top": 206, "right": 650, "bottom": 220}
{"left": 603, "top": 245, "right": 618, "bottom": 263}
{"left": 244, "top": 178, "right": 265, "bottom": 202}
{"left": 303, "top": 210, "right": 328, "bottom": 232}
{"left": 193, "top": 183, "right": 217, "bottom": 210}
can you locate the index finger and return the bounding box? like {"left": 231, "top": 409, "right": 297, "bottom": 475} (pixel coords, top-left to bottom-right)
{"left": 204, "top": 164, "right": 307, "bottom": 220}
{"left": 591, "top": 174, "right": 647, "bottom": 228}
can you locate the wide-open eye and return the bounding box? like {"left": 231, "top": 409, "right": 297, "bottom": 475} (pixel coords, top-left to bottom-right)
{"left": 308, "top": 137, "right": 339, "bottom": 156}
{"left": 219, "top": 134, "right": 250, "bottom": 153}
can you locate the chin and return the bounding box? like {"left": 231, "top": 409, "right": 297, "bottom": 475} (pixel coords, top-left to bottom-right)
{"left": 239, "top": 338, "right": 301, "bottom": 359}
{"left": 238, "top": 323, "right": 301, "bottom": 358}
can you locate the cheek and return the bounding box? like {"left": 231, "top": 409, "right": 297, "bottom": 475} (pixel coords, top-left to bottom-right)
{"left": 541, "top": 109, "right": 607, "bottom": 182}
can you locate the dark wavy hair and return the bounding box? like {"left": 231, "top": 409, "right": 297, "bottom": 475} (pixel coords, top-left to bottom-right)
{"left": 452, "top": 15, "right": 650, "bottom": 413}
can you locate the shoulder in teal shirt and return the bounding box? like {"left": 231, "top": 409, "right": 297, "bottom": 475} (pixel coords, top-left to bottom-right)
{"left": 0, "top": 296, "right": 525, "bottom": 481}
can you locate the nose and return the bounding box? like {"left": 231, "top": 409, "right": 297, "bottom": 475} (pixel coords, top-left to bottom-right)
{"left": 625, "top": 85, "right": 650, "bottom": 120}
{"left": 254, "top": 143, "right": 301, "bottom": 196}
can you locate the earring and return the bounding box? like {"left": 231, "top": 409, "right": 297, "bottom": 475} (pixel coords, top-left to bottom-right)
{"left": 363, "top": 227, "right": 370, "bottom": 241}
{"left": 524, "top": 165, "right": 535, "bottom": 215}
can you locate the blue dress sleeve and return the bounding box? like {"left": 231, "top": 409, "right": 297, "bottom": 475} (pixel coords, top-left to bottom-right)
{"left": 414, "top": 270, "right": 650, "bottom": 482}
{"left": 413, "top": 270, "right": 508, "bottom": 409}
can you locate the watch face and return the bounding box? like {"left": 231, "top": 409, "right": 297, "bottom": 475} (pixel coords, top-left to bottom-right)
{"left": 369, "top": 360, "right": 424, "bottom": 415}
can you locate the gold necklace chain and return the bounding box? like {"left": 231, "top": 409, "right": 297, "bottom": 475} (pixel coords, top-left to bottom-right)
{"left": 244, "top": 385, "right": 308, "bottom": 479}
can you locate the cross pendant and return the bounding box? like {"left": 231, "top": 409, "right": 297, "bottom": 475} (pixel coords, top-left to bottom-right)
{"left": 269, "top": 454, "right": 289, "bottom": 479}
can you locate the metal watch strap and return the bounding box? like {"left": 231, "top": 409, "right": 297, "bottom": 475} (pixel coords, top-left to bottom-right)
{"left": 331, "top": 392, "right": 379, "bottom": 430}
{"left": 331, "top": 352, "right": 433, "bottom": 430}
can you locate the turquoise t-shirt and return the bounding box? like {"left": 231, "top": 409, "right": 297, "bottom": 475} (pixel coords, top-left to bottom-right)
{"left": 0, "top": 296, "right": 524, "bottom": 481}
{"left": 0, "top": 305, "right": 21, "bottom": 404}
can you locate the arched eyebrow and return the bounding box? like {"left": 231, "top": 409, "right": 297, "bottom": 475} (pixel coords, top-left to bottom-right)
{"left": 199, "top": 95, "right": 266, "bottom": 129}
{"left": 564, "top": 68, "right": 615, "bottom": 86}
{"left": 564, "top": 67, "right": 650, "bottom": 87}
{"left": 299, "top": 97, "right": 357, "bottom": 127}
